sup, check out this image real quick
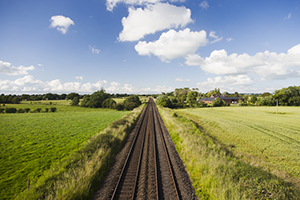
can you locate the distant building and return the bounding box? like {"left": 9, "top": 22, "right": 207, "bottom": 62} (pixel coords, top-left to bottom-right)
{"left": 199, "top": 95, "right": 243, "bottom": 104}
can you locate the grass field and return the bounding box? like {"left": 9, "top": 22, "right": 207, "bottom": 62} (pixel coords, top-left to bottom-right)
{"left": 0, "top": 101, "right": 129, "bottom": 199}
{"left": 177, "top": 106, "right": 300, "bottom": 179}
{"left": 158, "top": 106, "right": 300, "bottom": 199}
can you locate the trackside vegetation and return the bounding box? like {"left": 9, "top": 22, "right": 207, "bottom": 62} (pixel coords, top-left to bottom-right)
{"left": 158, "top": 106, "right": 300, "bottom": 199}
{"left": 14, "top": 105, "right": 143, "bottom": 199}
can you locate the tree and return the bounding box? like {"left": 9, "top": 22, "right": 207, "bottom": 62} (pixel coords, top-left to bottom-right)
{"left": 102, "top": 98, "right": 116, "bottom": 109}
{"left": 66, "top": 93, "right": 79, "bottom": 100}
{"left": 88, "top": 89, "right": 110, "bottom": 108}
{"left": 71, "top": 97, "right": 79, "bottom": 106}
{"left": 187, "top": 91, "right": 198, "bottom": 105}
{"left": 115, "top": 103, "right": 125, "bottom": 111}
{"left": 80, "top": 95, "right": 90, "bottom": 107}
{"left": 123, "top": 95, "right": 141, "bottom": 110}
{"left": 212, "top": 97, "right": 227, "bottom": 107}
{"left": 206, "top": 88, "right": 221, "bottom": 97}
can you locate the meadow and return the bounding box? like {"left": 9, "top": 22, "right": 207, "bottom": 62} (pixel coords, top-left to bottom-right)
{"left": 0, "top": 100, "right": 129, "bottom": 199}
{"left": 178, "top": 106, "right": 300, "bottom": 179}
{"left": 158, "top": 106, "right": 300, "bottom": 199}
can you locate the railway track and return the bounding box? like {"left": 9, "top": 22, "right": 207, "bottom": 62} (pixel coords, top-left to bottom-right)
{"left": 110, "top": 98, "right": 179, "bottom": 200}
{"left": 93, "top": 98, "right": 196, "bottom": 200}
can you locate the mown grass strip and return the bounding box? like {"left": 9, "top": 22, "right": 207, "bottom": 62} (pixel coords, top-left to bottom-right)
{"left": 15, "top": 105, "right": 143, "bottom": 199}
{"left": 158, "top": 107, "right": 300, "bottom": 199}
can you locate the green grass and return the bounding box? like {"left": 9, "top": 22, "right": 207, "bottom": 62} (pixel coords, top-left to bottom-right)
{"left": 158, "top": 106, "right": 300, "bottom": 199}
{"left": 0, "top": 102, "right": 129, "bottom": 199}
{"left": 177, "top": 106, "right": 300, "bottom": 179}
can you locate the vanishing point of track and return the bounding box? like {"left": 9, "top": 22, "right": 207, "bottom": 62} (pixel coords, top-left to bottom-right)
{"left": 111, "top": 98, "right": 180, "bottom": 200}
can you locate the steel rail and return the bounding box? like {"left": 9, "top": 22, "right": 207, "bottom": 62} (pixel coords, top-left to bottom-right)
{"left": 110, "top": 102, "right": 149, "bottom": 200}
{"left": 151, "top": 100, "right": 159, "bottom": 200}
{"left": 153, "top": 104, "right": 180, "bottom": 200}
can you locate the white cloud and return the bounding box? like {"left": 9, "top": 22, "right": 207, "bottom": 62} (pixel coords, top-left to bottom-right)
{"left": 199, "top": 0, "right": 209, "bottom": 10}
{"left": 75, "top": 76, "right": 83, "bottom": 80}
{"left": 89, "top": 45, "right": 100, "bottom": 54}
{"left": 0, "top": 76, "right": 174, "bottom": 94}
{"left": 175, "top": 78, "right": 190, "bottom": 82}
{"left": 226, "top": 38, "right": 233, "bottom": 42}
{"left": 197, "top": 75, "right": 254, "bottom": 92}
{"left": 185, "top": 43, "right": 300, "bottom": 80}
{"left": 209, "top": 31, "right": 223, "bottom": 43}
{"left": 0, "top": 61, "right": 35, "bottom": 75}
{"left": 49, "top": 15, "right": 74, "bottom": 34}
{"left": 106, "top": 0, "right": 185, "bottom": 12}
{"left": 119, "top": 3, "right": 193, "bottom": 42}
{"left": 135, "top": 28, "right": 208, "bottom": 62}
{"left": 37, "top": 64, "right": 43, "bottom": 67}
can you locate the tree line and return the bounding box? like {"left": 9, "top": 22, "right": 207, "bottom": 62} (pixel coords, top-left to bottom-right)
{"left": 156, "top": 86, "right": 300, "bottom": 108}
{"left": 0, "top": 89, "right": 142, "bottom": 111}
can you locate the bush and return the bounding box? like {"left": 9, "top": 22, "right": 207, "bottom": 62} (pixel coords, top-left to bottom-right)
{"left": 115, "top": 103, "right": 124, "bottom": 111}
{"left": 5, "top": 108, "right": 17, "bottom": 113}
{"left": 25, "top": 108, "right": 30, "bottom": 113}
{"left": 70, "top": 97, "right": 79, "bottom": 106}
{"left": 0, "top": 108, "right": 4, "bottom": 113}
{"left": 50, "top": 107, "right": 57, "bottom": 112}
{"left": 212, "top": 97, "right": 227, "bottom": 107}
{"left": 17, "top": 109, "right": 25, "bottom": 113}
{"left": 125, "top": 102, "right": 138, "bottom": 111}
{"left": 102, "top": 98, "right": 116, "bottom": 109}
{"left": 36, "top": 108, "right": 41, "bottom": 113}
{"left": 123, "top": 95, "right": 141, "bottom": 110}
{"left": 45, "top": 108, "right": 49, "bottom": 112}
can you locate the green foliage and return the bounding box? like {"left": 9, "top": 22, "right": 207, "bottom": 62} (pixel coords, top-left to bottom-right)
{"left": 70, "top": 97, "right": 79, "bottom": 106}
{"left": 45, "top": 108, "right": 49, "bottom": 112}
{"left": 123, "top": 95, "right": 141, "bottom": 110}
{"left": 115, "top": 103, "right": 125, "bottom": 111}
{"left": 88, "top": 89, "right": 110, "bottom": 108}
{"left": 50, "top": 107, "right": 57, "bottom": 112}
{"left": 66, "top": 92, "right": 80, "bottom": 100}
{"left": 274, "top": 86, "right": 300, "bottom": 106}
{"left": 102, "top": 98, "right": 116, "bottom": 109}
{"left": 24, "top": 108, "right": 30, "bottom": 113}
{"left": 0, "top": 108, "right": 4, "bottom": 113}
{"left": 5, "top": 107, "right": 17, "bottom": 113}
{"left": 80, "top": 95, "right": 90, "bottom": 107}
{"left": 206, "top": 88, "right": 221, "bottom": 97}
{"left": 17, "top": 108, "right": 25, "bottom": 113}
{"left": 212, "top": 97, "right": 227, "bottom": 107}
{"left": 187, "top": 91, "right": 197, "bottom": 105}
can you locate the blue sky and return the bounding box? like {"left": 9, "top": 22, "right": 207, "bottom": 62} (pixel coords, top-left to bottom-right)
{"left": 0, "top": 0, "right": 299, "bottom": 94}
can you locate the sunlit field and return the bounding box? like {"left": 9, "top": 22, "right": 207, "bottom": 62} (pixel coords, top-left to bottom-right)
{"left": 178, "top": 106, "right": 300, "bottom": 178}
{"left": 0, "top": 101, "right": 129, "bottom": 199}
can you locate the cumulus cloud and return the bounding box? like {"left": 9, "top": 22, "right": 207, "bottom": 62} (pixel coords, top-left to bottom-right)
{"left": 199, "top": 1, "right": 209, "bottom": 10}
{"left": 0, "top": 75, "right": 108, "bottom": 93}
{"left": 196, "top": 75, "right": 254, "bottom": 93}
{"left": 175, "top": 78, "right": 190, "bottom": 82}
{"left": 119, "top": 3, "right": 193, "bottom": 42}
{"left": 106, "top": 0, "right": 185, "bottom": 12}
{"left": 75, "top": 76, "right": 83, "bottom": 80}
{"left": 135, "top": 28, "right": 208, "bottom": 62}
{"left": 226, "top": 38, "right": 233, "bottom": 42}
{"left": 0, "top": 76, "right": 174, "bottom": 94}
{"left": 89, "top": 45, "right": 100, "bottom": 54}
{"left": 185, "top": 43, "right": 300, "bottom": 80}
{"left": 49, "top": 15, "right": 74, "bottom": 34}
{"left": 0, "top": 61, "right": 35, "bottom": 75}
